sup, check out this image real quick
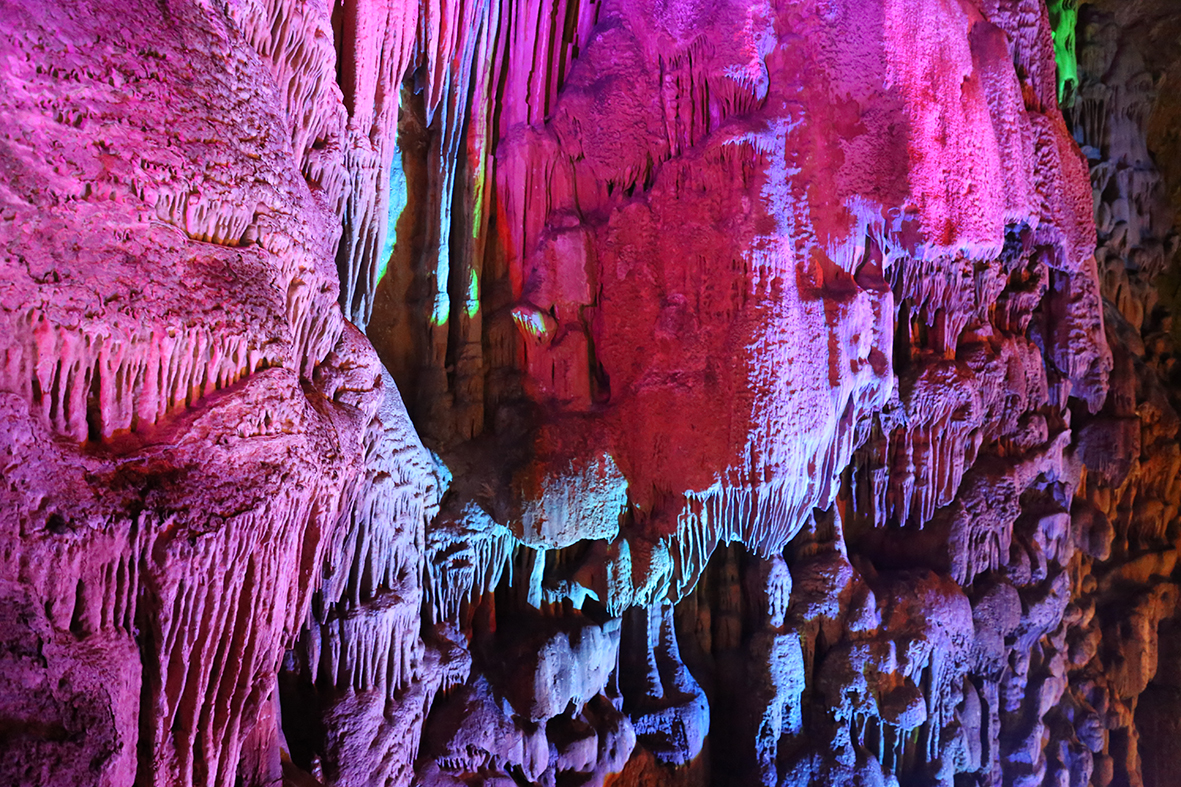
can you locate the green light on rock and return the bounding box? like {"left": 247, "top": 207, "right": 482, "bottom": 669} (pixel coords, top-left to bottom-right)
{"left": 465, "top": 267, "right": 479, "bottom": 318}
{"left": 1048, "top": 0, "right": 1079, "bottom": 107}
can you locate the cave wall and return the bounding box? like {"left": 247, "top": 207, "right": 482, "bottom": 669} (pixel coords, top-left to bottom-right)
{"left": 1, "top": 0, "right": 1179, "bottom": 786}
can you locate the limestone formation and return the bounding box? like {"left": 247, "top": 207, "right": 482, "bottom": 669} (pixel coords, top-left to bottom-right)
{"left": 2, "top": 0, "right": 1180, "bottom": 786}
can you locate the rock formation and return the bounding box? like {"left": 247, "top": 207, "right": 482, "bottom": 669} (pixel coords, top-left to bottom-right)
{"left": 1, "top": 0, "right": 1179, "bottom": 785}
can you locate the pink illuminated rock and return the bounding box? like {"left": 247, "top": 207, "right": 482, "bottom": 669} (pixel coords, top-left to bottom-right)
{"left": 4, "top": 0, "right": 1181, "bottom": 786}
{"left": 0, "top": 0, "right": 434, "bottom": 784}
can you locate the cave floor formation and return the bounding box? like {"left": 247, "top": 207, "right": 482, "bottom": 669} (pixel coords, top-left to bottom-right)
{"left": 2, "top": 0, "right": 1181, "bottom": 786}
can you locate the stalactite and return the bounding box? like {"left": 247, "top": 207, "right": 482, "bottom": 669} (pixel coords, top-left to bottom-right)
{"left": 5, "top": 0, "right": 1181, "bottom": 786}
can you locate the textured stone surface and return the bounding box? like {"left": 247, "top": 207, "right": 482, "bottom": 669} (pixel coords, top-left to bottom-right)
{"left": 1, "top": 0, "right": 1180, "bottom": 786}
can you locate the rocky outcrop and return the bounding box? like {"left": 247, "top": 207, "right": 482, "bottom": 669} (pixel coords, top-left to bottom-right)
{"left": 0, "top": 1, "right": 431, "bottom": 785}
